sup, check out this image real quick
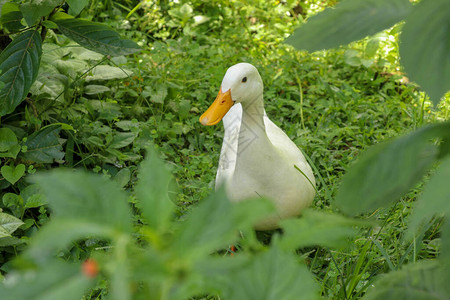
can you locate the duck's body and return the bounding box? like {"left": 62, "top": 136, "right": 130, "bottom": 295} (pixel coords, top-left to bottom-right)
{"left": 200, "top": 63, "right": 315, "bottom": 230}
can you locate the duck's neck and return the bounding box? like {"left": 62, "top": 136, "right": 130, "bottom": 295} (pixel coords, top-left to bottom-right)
{"left": 239, "top": 94, "right": 265, "bottom": 135}
{"left": 237, "top": 94, "right": 271, "bottom": 157}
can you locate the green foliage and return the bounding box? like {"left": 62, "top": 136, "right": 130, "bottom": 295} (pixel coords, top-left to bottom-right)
{"left": 286, "top": 0, "right": 412, "bottom": 52}
{"left": 51, "top": 12, "right": 141, "bottom": 56}
{"left": 287, "top": 0, "right": 450, "bottom": 104}
{"left": 0, "top": 30, "right": 42, "bottom": 116}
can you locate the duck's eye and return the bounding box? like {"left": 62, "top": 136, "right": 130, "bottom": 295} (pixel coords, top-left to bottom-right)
{"left": 242, "top": 77, "right": 247, "bottom": 83}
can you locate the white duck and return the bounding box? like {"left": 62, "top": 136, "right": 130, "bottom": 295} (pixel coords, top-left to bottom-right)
{"left": 200, "top": 63, "right": 315, "bottom": 230}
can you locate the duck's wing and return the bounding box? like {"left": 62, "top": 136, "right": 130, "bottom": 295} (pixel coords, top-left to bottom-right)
{"left": 215, "top": 103, "right": 242, "bottom": 189}
{"left": 264, "top": 114, "right": 315, "bottom": 186}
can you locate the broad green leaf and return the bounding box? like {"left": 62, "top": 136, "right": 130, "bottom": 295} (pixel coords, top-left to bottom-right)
{"left": 26, "top": 219, "right": 114, "bottom": 263}
{"left": 135, "top": 150, "right": 174, "bottom": 231}
{"left": 279, "top": 210, "right": 368, "bottom": 250}
{"left": 0, "top": 225, "right": 10, "bottom": 238}
{"left": 336, "top": 122, "right": 450, "bottom": 215}
{"left": 85, "top": 65, "right": 132, "bottom": 81}
{"left": 20, "top": 0, "right": 63, "bottom": 26}
{"left": 408, "top": 156, "right": 450, "bottom": 234}
{"left": 0, "top": 212, "right": 24, "bottom": 234}
{"left": 362, "top": 260, "right": 450, "bottom": 300}
{"left": 21, "top": 125, "right": 64, "bottom": 163}
{"left": 66, "top": 0, "right": 89, "bottom": 15}
{"left": 109, "top": 132, "right": 137, "bottom": 149}
{"left": 0, "top": 30, "right": 42, "bottom": 116}
{"left": 113, "top": 167, "right": 131, "bottom": 188}
{"left": 1, "top": 164, "right": 25, "bottom": 184}
{"left": 32, "top": 169, "right": 132, "bottom": 232}
{"left": 0, "top": 260, "right": 95, "bottom": 300}
{"left": 21, "top": 184, "right": 46, "bottom": 209}
{"left": 0, "top": 127, "right": 18, "bottom": 151}
{"left": 285, "top": 0, "right": 412, "bottom": 52}
{"left": 0, "top": 2, "right": 24, "bottom": 32}
{"left": 400, "top": 0, "right": 450, "bottom": 105}
{"left": 172, "top": 188, "right": 274, "bottom": 257}
{"left": 222, "top": 246, "right": 319, "bottom": 300}
{"left": 84, "top": 84, "right": 111, "bottom": 95}
{"left": 51, "top": 12, "right": 141, "bottom": 56}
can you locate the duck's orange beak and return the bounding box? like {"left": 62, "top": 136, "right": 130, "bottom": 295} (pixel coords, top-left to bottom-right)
{"left": 199, "top": 87, "right": 233, "bottom": 126}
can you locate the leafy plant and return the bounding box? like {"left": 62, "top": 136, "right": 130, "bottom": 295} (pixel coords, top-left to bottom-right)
{"left": 287, "top": 0, "right": 450, "bottom": 298}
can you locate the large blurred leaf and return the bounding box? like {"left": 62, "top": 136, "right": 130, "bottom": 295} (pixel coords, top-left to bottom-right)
{"left": 0, "top": 2, "right": 24, "bottom": 32}
{"left": 285, "top": 0, "right": 412, "bottom": 52}
{"left": 400, "top": 0, "right": 450, "bottom": 105}
{"left": 32, "top": 169, "right": 132, "bottom": 232}
{"left": 362, "top": 260, "right": 450, "bottom": 300}
{"left": 408, "top": 156, "right": 450, "bottom": 234}
{"left": 20, "top": 0, "right": 62, "bottom": 26}
{"left": 279, "top": 210, "right": 368, "bottom": 250}
{"left": 172, "top": 188, "right": 274, "bottom": 257}
{"left": 21, "top": 125, "right": 64, "bottom": 163}
{"left": 0, "top": 261, "right": 94, "bottom": 300}
{"left": 135, "top": 150, "right": 174, "bottom": 231}
{"left": 0, "top": 30, "right": 42, "bottom": 116}
{"left": 51, "top": 12, "right": 140, "bottom": 56}
{"left": 222, "top": 246, "right": 319, "bottom": 300}
{"left": 336, "top": 122, "right": 450, "bottom": 215}
{"left": 26, "top": 219, "right": 114, "bottom": 263}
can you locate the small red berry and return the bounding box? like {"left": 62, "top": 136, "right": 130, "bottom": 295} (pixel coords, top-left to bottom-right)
{"left": 82, "top": 258, "right": 99, "bottom": 278}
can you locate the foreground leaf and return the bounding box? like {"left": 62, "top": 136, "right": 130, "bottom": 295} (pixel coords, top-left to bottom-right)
{"left": 408, "top": 156, "right": 450, "bottom": 234}
{"left": 336, "top": 122, "right": 450, "bottom": 215}
{"left": 286, "top": 0, "right": 412, "bottom": 52}
{"left": 362, "top": 260, "right": 450, "bottom": 300}
{"left": 222, "top": 246, "right": 319, "bottom": 300}
{"left": 26, "top": 219, "right": 114, "bottom": 263}
{"left": 135, "top": 150, "right": 174, "bottom": 231}
{"left": 172, "top": 188, "right": 274, "bottom": 258}
{"left": 0, "top": 261, "right": 95, "bottom": 300}
{"left": 51, "top": 12, "right": 140, "bottom": 56}
{"left": 32, "top": 169, "right": 132, "bottom": 232}
{"left": 0, "top": 30, "right": 42, "bottom": 116}
{"left": 400, "top": 0, "right": 450, "bottom": 105}
{"left": 279, "top": 210, "right": 369, "bottom": 250}
{"left": 21, "top": 125, "right": 64, "bottom": 163}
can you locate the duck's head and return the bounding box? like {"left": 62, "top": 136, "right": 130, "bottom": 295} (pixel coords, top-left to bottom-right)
{"left": 200, "top": 63, "right": 263, "bottom": 126}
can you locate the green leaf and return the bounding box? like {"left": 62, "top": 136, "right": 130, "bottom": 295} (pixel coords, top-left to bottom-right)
{"left": 279, "top": 210, "right": 368, "bottom": 250}
{"left": 172, "top": 188, "right": 274, "bottom": 257}
{"left": 0, "top": 127, "right": 18, "bottom": 151}
{"left": 113, "top": 167, "right": 131, "bottom": 188}
{"left": 0, "top": 2, "right": 25, "bottom": 32}
{"left": 32, "top": 169, "right": 132, "bottom": 232}
{"left": 66, "top": 0, "right": 89, "bottom": 15}
{"left": 222, "top": 246, "right": 319, "bottom": 300}
{"left": 21, "top": 184, "right": 46, "bottom": 209}
{"left": 400, "top": 0, "right": 450, "bottom": 105}
{"left": 109, "top": 132, "right": 137, "bottom": 149}
{"left": 51, "top": 12, "right": 141, "bottom": 56}
{"left": 0, "top": 212, "right": 24, "bottom": 234}
{"left": 336, "top": 122, "right": 450, "bottom": 215}
{"left": 0, "top": 30, "right": 42, "bottom": 116}
{"left": 151, "top": 85, "right": 168, "bottom": 104}
{"left": 135, "top": 149, "right": 174, "bottom": 231}
{"left": 20, "top": 0, "right": 63, "bottom": 26}
{"left": 0, "top": 225, "right": 11, "bottom": 238}
{"left": 1, "top": 164, "right": 25, "bottom": 185}
{"left": 26, "top": 219, "right": 114, "bottom": 263}
{"left": 84, "top": 84, "right": 111, "bottom": 95}
{"left": 85, "top": 65, "right": 132, "bottom": 81}
{"left": 0, "top": 260, "right": 95, "bottom": 300}
{"left": 21, "top": 125, "right": 65, "bottom": 163}
{"left": 408, "top": 156, "right": 450, "bottom": 234}
{"left": 285, "top": 0, "right": 412, "bottom": 52}
{"left": 362, "top": 260, "right": 450, "bottom": 300}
